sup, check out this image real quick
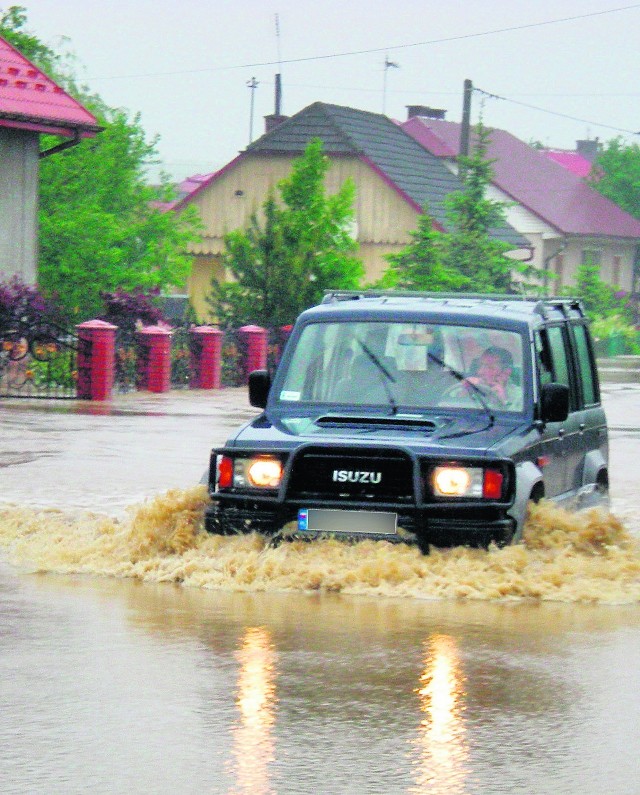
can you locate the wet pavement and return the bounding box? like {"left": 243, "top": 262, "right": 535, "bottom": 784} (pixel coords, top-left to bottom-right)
{"left": 1, "top": 384, "right": 640, "bottom": 794}
{"left": 0, "top": 388, "right": 258, "bottom": 514}
{"left": 0, "top": 383, "right": 638, "bottom": 528}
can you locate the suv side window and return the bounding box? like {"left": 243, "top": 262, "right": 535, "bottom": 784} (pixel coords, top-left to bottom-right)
{"left": 546, "top": 325, "right": 578, "bottom": 410}
{"left": 534, "top": 331, "right": 554, "bottom": 386}
{"left": 572, "top": 323, "right": 599, "bottom": 405}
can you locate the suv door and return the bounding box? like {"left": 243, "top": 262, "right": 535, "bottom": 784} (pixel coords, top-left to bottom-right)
{"left": 567, "top": 321, "right": 608, "bottom": 496}
{"left": 535, "top": 324, "right": 581, "bottom": 501}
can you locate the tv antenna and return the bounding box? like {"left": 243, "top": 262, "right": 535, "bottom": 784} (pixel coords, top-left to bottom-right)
{"left": 382, "top": 53, "right": 399, "bottom": 115}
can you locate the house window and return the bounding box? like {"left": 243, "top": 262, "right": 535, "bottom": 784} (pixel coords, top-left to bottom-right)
{"left": 554, "top": 255, "right": 564, "bottom": 289}
{"left": 612, "top": 255, "right": 622, "bottom": 286}
{"left": 581, "top": 249, "right": 602, "bottom": 267}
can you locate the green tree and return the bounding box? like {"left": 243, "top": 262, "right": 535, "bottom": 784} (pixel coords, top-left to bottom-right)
{"left": 379, "top": 123, "right": 520, "bottom": 293}
{"left": 592, "top": 137, "right": 640, "bottom": 220}
{"left": 0, "top": 6, "right": 59, "bottom": 70}
{"left": 207, "top": 139, "right": 363, "bottom": 329}
{"left": 570, "top": 262, "right": 619, "bottom": 320}
{"left": 1, "top": 6, "right": 200, "bottom": 320}
{"left": 441, "top": 124, "right": 516, "bottom": 292}
{"left": 379, "top": 209, "right": 463, "bottom": 291}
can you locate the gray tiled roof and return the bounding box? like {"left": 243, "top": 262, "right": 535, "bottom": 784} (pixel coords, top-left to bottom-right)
{"left": 247, "top": 102, "right": 527, "bottom": 247}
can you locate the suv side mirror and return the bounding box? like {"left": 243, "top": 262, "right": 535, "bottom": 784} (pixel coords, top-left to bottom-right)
{"left": 248, "top": 370, "right": 271, "bottom": 408}
{"left": 540, "top": 382, "right": 569, "bottom": 423}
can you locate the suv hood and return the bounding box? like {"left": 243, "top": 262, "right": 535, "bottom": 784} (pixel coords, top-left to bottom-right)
{"left": 226, "top": 410, "right": 531, "bottom": 456}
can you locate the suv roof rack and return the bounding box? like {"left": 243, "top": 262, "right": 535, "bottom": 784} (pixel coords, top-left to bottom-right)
{"left": 322, "top": 290, "right": 585, "bottom": 317}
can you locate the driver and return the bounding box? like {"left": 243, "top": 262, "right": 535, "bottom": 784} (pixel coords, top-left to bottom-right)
{"left": 465, "top": 346, "right": 518, "bottom": 407}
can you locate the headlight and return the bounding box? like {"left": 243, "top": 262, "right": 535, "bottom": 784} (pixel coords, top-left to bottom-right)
{"left": 432, "top": 466, "right": 503, "bottom": 499}
{"left": 217, "top": 455, "right": 283, "bottom": 490}
{"left": 247, "top": 458, "right": 283, "bottom": 487}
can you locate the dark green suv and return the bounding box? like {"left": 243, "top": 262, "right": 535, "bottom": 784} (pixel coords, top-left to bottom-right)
{"left": 205, "top": 292, "right": 609, "bottom": 549}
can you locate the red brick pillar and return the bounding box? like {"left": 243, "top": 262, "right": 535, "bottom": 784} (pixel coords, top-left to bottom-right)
{"left": 238, "top": 324, "right": 268, "bottom": 382}
{"left": 189, "top": 326, "right": 223, "bottom": 389}
{"left": 136, "top": 325, "right": 172, "bottom": 393}
{"left": 75, "top": 319, "right": 117, "bottom": 401}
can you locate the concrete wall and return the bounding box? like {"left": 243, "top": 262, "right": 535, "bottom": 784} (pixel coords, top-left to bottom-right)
{"left": 0, "top": 127, "right": 39, "bottom": 283}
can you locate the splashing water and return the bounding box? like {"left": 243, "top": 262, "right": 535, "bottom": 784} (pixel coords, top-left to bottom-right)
{"left": 0, "top": 488, "right": 639, "bottom": 604}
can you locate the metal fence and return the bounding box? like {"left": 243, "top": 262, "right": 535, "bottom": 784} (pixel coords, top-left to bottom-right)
{"left": 0, "top": 323, "right": 85, "bottom": 399}
{"left": 1, "top": 322, "right": 280, "bottom": 399}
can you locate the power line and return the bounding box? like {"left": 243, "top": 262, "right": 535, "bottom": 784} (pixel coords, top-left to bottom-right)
{"left": 475, "top": 86, "right": 640, "bottom": 136}
{"left": 284, "top": 82, "right": 640, "bottom": 98}
{"left": 86, "top": 3, "right": 640, "bottom": 82}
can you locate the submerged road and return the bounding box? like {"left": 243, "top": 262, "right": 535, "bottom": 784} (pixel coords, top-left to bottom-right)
{"left": 0, "top": 385, "right": 639, "bottom": 794}
{"left": 0, "top": 384, "right": 638, "bottom": 530}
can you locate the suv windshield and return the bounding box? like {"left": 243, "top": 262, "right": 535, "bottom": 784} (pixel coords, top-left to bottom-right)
{"left": 278, "top": 321, "right": 524, "bottom": 412}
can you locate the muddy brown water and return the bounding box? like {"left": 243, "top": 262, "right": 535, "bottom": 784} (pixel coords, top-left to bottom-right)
{"left": 1, "top": 387, "right": 640, "bottom": 794}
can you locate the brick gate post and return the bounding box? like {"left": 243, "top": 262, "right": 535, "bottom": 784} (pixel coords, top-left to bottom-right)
{"left": 75, "top": 319, "right": 117, "bottom": 401}
{"left": 189, "top": 326, "right": 223, "bottom": 389}
{"left": 136, "top": 325, "right": 172, "bottom": 393}
{"left": 238, "top": 325, "right": 268, "bottom": 383}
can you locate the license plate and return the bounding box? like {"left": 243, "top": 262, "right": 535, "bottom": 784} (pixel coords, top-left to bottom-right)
{"left": 298, "top": 508, "right": 398, "bottom": 535}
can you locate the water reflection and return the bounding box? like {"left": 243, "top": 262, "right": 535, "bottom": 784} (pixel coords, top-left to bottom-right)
{"left": 229, "top": 626, "right": 278, "bottom": 795}
{"left": 411, "top": 633, "right": 469, "bottom": 794}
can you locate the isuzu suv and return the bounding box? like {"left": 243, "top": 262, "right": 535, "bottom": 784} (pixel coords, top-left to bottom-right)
{"left": 205, "top": 292, "right": 609, "bottom": 550}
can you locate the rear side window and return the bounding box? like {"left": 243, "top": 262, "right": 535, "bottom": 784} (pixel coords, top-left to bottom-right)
{"left": 572, "top": 324, "right": 598, "bottom": 405}
{"left": 546, "top": 326, "right": 571, "bottom": 386}
{"left": 542, "top": 325, "right": 578, "bottom": 411}
{"left": 534, "top": 332, "right": 554, "bottom": 386}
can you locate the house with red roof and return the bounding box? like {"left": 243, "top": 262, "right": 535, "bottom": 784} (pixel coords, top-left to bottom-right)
{"left": 174, "top": 101, "right": 526, "bottom": 320}
{"left": 402, "top": 112, "right": 640, "bottom": 296}
{"left": 0, "top": 34, "right": 100, "bottom": 282}
{"left": 541, "top": 145, "right": 596, "bottom": 179}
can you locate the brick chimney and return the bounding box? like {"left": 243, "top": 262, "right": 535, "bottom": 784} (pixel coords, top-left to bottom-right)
{"left": 576, "top": 138, "right": 599, "bottom": 162}
{"left": 406, "top": 105, "right": 447, "bottom": 120}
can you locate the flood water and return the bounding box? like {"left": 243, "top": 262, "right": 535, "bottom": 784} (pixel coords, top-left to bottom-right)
{"left": 1, "top": 387, "right": 640, "bottom": 794}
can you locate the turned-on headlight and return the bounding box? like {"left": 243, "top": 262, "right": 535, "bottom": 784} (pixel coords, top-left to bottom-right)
{"left": 217, "top": 455, "right": 283, "bottom": 489}
{"left": 432, "top": 465, "right": 503, "bottom": 499}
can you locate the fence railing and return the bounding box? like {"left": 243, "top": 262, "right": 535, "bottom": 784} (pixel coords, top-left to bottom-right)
{"left": 0, "top": 322, "right": 87, "bottom": 399}
{"left": 1, "top": 320, "right": 287, "bottom": 401}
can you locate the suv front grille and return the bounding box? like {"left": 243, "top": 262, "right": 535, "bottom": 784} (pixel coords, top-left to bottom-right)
{"left": 287, "top": 446, "right": 414, "bottom": 502}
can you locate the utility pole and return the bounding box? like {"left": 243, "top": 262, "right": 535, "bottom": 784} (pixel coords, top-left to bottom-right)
{"left": 247, "top": 77, "right": 259, "bottom": 144}
{"left": 382, "top": 53, "right": 399, "bottom": 115}
{"left": 460, "top": 78, "right": 473, "bottom": 158}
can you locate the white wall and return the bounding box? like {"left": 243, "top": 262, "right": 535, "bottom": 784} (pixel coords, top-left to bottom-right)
{"left": 0, "top": 127, "right": 39, "bottom": 283}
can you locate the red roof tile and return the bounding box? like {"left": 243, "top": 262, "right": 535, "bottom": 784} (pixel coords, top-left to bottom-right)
{"left": 542, "top": 150, "right": 594, "bottom": 178}
{"left": 401, "top": 117, "right": 640, "bottom": 239}
{"left": 0, "top": 35, "right": 99, "bottom": 136}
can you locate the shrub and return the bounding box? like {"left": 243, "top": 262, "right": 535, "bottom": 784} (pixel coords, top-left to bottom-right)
{"left": 99, "top": 287, "right": 166, "bottom": 334}
{"left": 0, "top": 276, "right": 57, "bottom": 335}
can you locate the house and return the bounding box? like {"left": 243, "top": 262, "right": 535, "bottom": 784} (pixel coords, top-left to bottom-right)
{"left": 401, "top": 112, "right": 640, "bottom": 296}
{"left": 173, "top": 101, "right": 527, "bottom": 320}
{"left": 0, "top": 35, "right": 100, "bottom": 282}
{"left": 541, "top": 139, "right": 599, "bottom": 179}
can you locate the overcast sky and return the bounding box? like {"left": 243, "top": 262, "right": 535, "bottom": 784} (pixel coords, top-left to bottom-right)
{"left": 13, "top": 0, "right": 640, "bottom": 181}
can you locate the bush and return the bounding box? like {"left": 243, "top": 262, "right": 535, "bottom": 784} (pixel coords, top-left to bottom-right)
{"left": 590, "top": 314, "right": 640, "bottom": 355}
{"left": 0, "top": 276, "right": 58, "bottom": 335}
{"left": 99, "top": 287, "right": 166, "bottom": 334}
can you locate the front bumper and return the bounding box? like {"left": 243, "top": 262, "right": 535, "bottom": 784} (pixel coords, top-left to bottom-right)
{"left": 207, "top": 443, "right": 517, "bottom": 548}
{"left": 204, "top": 498, "right": 515, "bottom": 548}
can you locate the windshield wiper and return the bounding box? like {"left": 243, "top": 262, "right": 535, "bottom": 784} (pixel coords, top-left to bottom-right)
{"left": 357, "top": 338, "right": 399, "bottom": 416}
{"left": 427, "top": 351, "right": 496, "bottom": 435}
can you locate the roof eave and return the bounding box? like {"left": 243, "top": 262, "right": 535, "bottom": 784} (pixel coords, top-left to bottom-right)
{"left": 172, "top": 151, "right": 247, "bottom": 212}
{"left": 358, "top": 153, "right": 447, "bottom": 231}
{"left": 0, "top": 114, "right": 101, "bottom": 137}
